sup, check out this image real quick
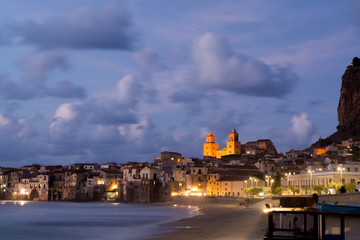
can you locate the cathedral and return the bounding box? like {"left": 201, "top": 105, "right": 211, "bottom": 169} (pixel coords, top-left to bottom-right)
{"left": 203, "top": 129, "right": 241, "bottom": 158}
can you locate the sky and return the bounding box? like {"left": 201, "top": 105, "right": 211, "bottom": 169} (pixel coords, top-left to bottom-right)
{"left": 0, "top": 0, "right": 359, "bottom": 167}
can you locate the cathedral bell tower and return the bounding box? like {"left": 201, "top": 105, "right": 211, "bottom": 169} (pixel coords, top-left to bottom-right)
{"left": 226, "top": 129, "right": 241, "bottom": 155}
{"left": 203, "top": 130, "right": 219, "bottom": 157}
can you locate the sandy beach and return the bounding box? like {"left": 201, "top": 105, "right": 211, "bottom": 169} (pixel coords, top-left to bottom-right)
{"left": 144, "top": 199, "right": 269, "bottom": 240}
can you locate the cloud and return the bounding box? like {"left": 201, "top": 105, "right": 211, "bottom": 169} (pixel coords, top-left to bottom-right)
{"left": 0, "top": 52, "right": 85, "bottom": 100}
{"left": 47, "top": 81, "right": 86, "bottom": 99}
{"left": 48, "top": 74, "right": 140, "bottom": 145}
{"left": 18, "top": 52, "right": 70, "bottom": 85}
{"left": 154, "top": 33, "right": 298, "bottom": 117}
{"left": 288, "top": 112, "right": 316, "bottom": 147}
{"left": 192, "top": 33, "right": 297, "bottom": 98}
{"left": 133, "top": 48, "right": 162, "bottom": 71}
{"left": 0, "top": 74, "right": 143, "bottom": 164}
{"left": 0, "top": 114, "right": 39, "bottom": 164}
{"left": 6, "top": 1, "right": 136, "bottom": 50}
{"left": 115, "top": 74, "right": 141, "bottom": 106}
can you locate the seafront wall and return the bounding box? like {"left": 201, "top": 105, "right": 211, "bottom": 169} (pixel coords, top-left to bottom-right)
{"left": 318, "top": 192, "right": 360, "bottom": 206}
{"left": 170, "top": 196, "right": 265, "bottom": 206}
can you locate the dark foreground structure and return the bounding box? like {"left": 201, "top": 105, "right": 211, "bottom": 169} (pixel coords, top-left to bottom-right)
{"left": 264, "top": 208, "right": 360, "bottom": 240}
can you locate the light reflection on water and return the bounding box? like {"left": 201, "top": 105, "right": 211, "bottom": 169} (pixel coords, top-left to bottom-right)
{"left": 0, "top": 201, "right": 200, "bottom": 240}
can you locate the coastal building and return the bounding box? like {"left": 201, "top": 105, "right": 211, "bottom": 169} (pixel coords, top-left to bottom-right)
{"left": 207, "top": 165, "right": 264, "bottom": 196}
{"left": 203, "top": 129, "right": 241, "bottom": 158}
{"left": 287, "top": 163, "right": 360, "bottom": 194}
{"left": 219, "top": 177, "right": 248, "bottom": 197}
{"left": 186, "top": 165, "right": 208, "bottom": 195}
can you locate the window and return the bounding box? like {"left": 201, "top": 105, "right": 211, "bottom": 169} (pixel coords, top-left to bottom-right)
{"left": 347, "top": 168, "right": 350, "bottom": 172}
{"left": 356, "top": 168, "right": 359, "bottom": 172}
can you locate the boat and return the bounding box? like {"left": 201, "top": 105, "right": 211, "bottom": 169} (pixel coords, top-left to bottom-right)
{"left": 316, "top": 203, "right": 360, "bottom": 213}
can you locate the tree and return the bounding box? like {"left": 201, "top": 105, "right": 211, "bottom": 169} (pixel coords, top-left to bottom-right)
{"left": 289, "top": 186, "right": 300, "bottom": 195}
{"left": 312, "top": 185, "right": 324, "bottom": 195}
{"left": 345, "top": 183, "right": 355, "bottom": 192}
{"left": 245, "top": 187, "right": 263, "bottom": 197}
{"left": 325, "top": 182, "right": 342, "bottom": 194}
{"left": 272, "top": 186, "right": 284, "bottom": 195}
{"left": 352, "top": 57, "right": 360, "bottom": 67}
{"left": 271, "top": 172, "right": 281, "bottom": 194}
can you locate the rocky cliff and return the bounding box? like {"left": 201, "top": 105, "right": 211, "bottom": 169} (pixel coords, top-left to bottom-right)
{"left": 313, "top": 57, "right": 360, "bottom": 147}
{"left": 337, "top": 60, "right": 360, "bottom": 138}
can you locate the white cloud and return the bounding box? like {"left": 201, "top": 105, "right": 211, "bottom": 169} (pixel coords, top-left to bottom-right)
{"left": 53, "top": 102, "right": 81, "bottom": 122}
{"left": 116, "top": 74, "right": 139, "bottom": 105}
{"left": 289, "top": 112, "right": 316, "bottom": 146}
{"left": 49, "top": 102, "right": 82, "bottom": 137}
{"left": 192, "top": 33, "right": 297, "bottom": 97}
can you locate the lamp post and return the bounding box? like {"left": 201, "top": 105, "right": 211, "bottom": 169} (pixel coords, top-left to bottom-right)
{"left": 284, "top": 173, "right": 289, "bottom": 187}
{"left": 288, "top": 172, "right": 292, "bottom": 187}
{"left": 308, "top": 170, "right": 314, "bottom": 193}
{"left": 249, "top": 177, "right": 253, "bottom": 187}
{"left": 245, "top": 180, "right": 247, "bottom": 188}
{"left": 337, "top": 167, "right": 345, "bottom": 184}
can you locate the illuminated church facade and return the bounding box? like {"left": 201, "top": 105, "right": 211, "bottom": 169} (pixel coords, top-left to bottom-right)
{"left": 203, "top": 129, "right": 241, "bottom": 158}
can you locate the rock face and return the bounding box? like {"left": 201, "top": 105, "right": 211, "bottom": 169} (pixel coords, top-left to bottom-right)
{"left": 337, "top": 63, "right": 360, "bottom": 139}
{"left": 312, "top": 58, "right": 360, "bottom": 148}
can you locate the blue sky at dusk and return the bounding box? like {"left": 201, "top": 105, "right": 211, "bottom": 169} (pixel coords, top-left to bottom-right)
{"left": 0, "top": 0, "right": 359, "bottom": 166}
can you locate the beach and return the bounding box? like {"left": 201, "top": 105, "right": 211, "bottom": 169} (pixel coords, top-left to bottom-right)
{"left": 144, "top": 199, "right": 269, "bottom": 240}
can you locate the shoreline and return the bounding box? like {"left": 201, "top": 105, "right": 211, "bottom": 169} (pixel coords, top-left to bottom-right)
{"left": 143, "top": 199, "right": 270, "bottom": 240}
{"left": 1, "top": 198, "right": 270, "bottom": 239}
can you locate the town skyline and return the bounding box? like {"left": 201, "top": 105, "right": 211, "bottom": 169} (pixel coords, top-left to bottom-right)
{"left": 1, "top": 1, "right": 360, "bottom": 166}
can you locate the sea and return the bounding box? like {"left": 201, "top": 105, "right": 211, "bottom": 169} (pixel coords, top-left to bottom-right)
{"left": 0, "top": 201, "right": 201, "bottom": 240}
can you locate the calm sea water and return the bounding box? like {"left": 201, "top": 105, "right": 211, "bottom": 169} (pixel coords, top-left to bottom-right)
{"left": 0, "top": 201, "right": 200, "bottom": 240}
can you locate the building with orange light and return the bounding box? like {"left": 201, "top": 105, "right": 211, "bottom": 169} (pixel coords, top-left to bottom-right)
{"left": 203, "top": 129, "right": 241, "bottom": 158}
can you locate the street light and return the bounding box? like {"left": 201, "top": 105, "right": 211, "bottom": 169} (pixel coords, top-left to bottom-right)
{"left": 265, "top": 175, "right": 269, "bottom": 187}
{"left": 308, "top": 170, "right": 314, "bottom": 193}
{"left": 284, "top": 173, "right": 289, "bottom": 187}
{"left": 337, "top": 167, "right": 345, "bottom": 183}
{"left": 249, "top": 177, "right": 253, "bottom": 187}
